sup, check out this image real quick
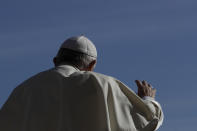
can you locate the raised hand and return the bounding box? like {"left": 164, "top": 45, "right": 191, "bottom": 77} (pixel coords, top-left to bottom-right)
{"left": 135, "top": 80, "right": 156, "bottom": 98}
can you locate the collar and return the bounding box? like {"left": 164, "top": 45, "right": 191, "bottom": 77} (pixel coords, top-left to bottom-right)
{"left": 55, "top": 64, "right": 80, "bottom": 77}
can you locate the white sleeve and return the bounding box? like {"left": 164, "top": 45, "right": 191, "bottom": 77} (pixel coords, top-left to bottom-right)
{"left": 143, "top": 96, "right": 164, "bottom": 130}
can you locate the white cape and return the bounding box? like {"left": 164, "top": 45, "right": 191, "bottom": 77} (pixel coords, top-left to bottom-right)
{"left": 0, "top": 65, "right": 163, "bottom": 131}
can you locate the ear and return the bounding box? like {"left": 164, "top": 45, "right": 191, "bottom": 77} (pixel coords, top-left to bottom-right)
{"left": 87, "top": 60, "right": 97, "bottom": 71}
{"left": 53, "top": 57, "right": 57, "bottom": 66}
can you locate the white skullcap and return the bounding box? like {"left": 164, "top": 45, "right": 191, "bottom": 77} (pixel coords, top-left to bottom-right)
{"left": 60, "top": 35, "right": 97, "bottom": 58}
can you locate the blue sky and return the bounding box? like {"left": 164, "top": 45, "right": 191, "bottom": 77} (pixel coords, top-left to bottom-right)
{"left": 0, "top": 0, "right": 197, "bottom": 130}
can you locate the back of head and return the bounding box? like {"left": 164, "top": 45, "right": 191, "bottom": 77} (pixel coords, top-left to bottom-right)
{"left": 54, "top": 35, "right": 97, "bottom": 70}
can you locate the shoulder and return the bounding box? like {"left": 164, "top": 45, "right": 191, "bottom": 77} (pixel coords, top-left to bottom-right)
{"left": 71, "top": 71, "right": 119, "bottom": 85}
{"left": 87, "top": 71, "right": 114, "bottom": 80}
{"left": 16, "top": 68, "right": 59, "bottom": 88}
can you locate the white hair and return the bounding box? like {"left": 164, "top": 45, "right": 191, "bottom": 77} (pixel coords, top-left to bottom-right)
{"left": 54, "top": 48, "right": 96, "bottom": 69}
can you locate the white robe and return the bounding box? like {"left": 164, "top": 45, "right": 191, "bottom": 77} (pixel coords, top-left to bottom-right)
{"left": 0, "top": 65, "right": 163, "bottom": 131}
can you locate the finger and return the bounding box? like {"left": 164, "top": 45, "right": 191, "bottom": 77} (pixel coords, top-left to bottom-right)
{"left": 148, "top": 84, "right": 154, "bottom": 90}
{"left": 135, "top": 80, "right": 144, "bottom": 97}
{"left": 152, "top": 88, "right": 156, "bottom": 93}
{"left": 135, "top": 80, "right": 143, "bottom": 88}
{"left": 142, "top": 80, "right": 148, "bottom": 86}
{"left": 152, "top": 88, "right": 156, "bottom": 98}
